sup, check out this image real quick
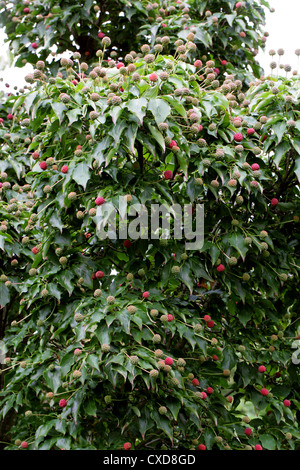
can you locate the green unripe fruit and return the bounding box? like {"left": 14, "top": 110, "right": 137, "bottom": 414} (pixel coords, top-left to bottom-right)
{"left": 126, "top": 273, "right": 134, "bottom": 282}
{"left": 94, "top": 289, "right": 102, "bottom": 298}
{"left": 237, "top": 345, "right": 246, "bottom": 352}
{"left": 243, "top": 416, "right": 251, "bottom": 424}
{"left": 37, "top": 319, "right": 44, "bottom": 327}
{"left": 20, "top": 361, "right": 27, "bottom": 368}
{"left": 236, "top": 195, "right": 244, "bottom": 205}
{"left": 55, "top": 247, "right": 63, "bottom": 256}
{"left": 228, "top": 256, "right": 238, "bottom": 266}
{"left": 202, "top": 158, "right": 211, "bottom": 168}
{"left": 41, "top": 288, "right": 49, "bottom": 297}
{"left": 15, "top": 439, "right": 21, "bottom": 446}
{"left": 130, "top": 355, "right": 139, "bottom": 365}
{"left": 127, "top": 305, "right": 137, "bottom": 314}
{"left": 180, "top": 253, "right": 188, "bottom": 261}
{"left": 0, "top": 274, "right": 8, "bottom": 282}
{"left": 171, "top": 265, "right": 180, "bottom": 274}
{"left": 160, "top": 314, "right": 168, "bottom": 322}
{"left": 149, "top": 369, "right": 159, "bottom": 378}
{"left": 177, "top": 358, "right": 186, "bottom": 367}
{"left": 244, "top": 237, "right": 252, "bottom": 245}
{"left": 279, "top": 273, "right": 288, "bottom": 282}
{"left": 138, "top": 268, "right": 145, "bottom": 277}
{"left": 260, "top": 230, "right": 268, "bottom": 238}
{"left": 29, "top": 268, "right": 37, "bottom": 276}
{"left": 194, "top": 323, "right": 203, "bottom": 333}
{"left": 242, "top": 273, "right": 250, "bottom": 281}
{"left": 195, "top": 177, "right": 203, "bottom": 185}
{"left": 158, "top": 406, "right": 167, "bottom": 415}
{"left": 285, "top": 433, "right": 292, "bottom": 440}
{"left": 101, "top": 344, "right": 110, "bottom": 353}
{"left": 223, "top": 369, "right": 230, "bottom": 377}
{"left": 73, "top": 370, "right": 82, "bottom": 379}
{"left": 260, "top": 242, "right": 268, "bottom": 251}
{"left": 68, "top": 191, "right": 77, "bottom": 201}
{"left": 59, "top": 256, "right": 68, "bottom": 265}
{"left": 152, "top": 334, "right": 161, "bottom": 344}
{"left": 150, "top": 309, "right": 159, "bottom": 317}
{"left": 107, "top": 295, "right": 115, "bottom": 305}
{"left": 231, "top": 219, "right": 239, "bottom": 227}
{"left": 154, "top": 349, "right": 163, "bottom": 358}
{"left": 278, "top": 331, "right": 284, "bottom": 339}
{"left": 215, "top": 436, "right": 223, "bottom": 443}
{"left": 25, "top": 410, "right": 32, "bottom": 417}
{"left": 74, "top": 312, "right": 84, "bottom": 322}
{"left": 262, "top": 250, "right": 270, "bottom": 258}
{"left": 104, "top": 395, "right": 112, "bottom": 404}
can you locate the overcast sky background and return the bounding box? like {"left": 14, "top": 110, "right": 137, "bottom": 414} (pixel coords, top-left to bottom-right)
{"left": 0, "top": 0, "right": 299, "bottom": 91}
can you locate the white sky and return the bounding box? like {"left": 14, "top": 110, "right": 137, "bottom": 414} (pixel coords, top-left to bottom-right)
{"left": 0, "top": 0, "right": 299, "bottom": 91}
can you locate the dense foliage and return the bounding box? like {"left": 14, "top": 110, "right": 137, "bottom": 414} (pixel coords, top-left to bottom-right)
{"left": 0, "top": 0, "right": 299, "bottom": 452}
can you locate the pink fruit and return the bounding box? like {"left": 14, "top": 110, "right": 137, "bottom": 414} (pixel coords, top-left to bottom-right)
{"left": 165, "top": 357, "right": 173, "bottom": 366}
{"left": 260, "top": 388, "right": 269, "bottom": 396}
{"left": 149, "top": 72, "right": 158, "bottom": 82}
{"left": 207, "top": 387, "right": 214, "bottom": 394}
{"left": 227, "top": 396, "right": 233, "bottom": 403}
{"left": 201, "top": 391, "right": 207, "bottom": 399}
{"left": 204, "top": 315, "right": 211, "bottom": 322}
{"left": 40, "top": 161, "right": 47, "bottom": 170}
{"left": 164, "top": 170, "right": 173, "bottom": 180}
{"left": 167, "top": 314, "right": 174, "bottom": 322}
{"left": 142, "top": 291, "right": 150, "bottom": 298}
{"left": 32, "top": 247, "right": 39, "bottom": 254}
{"left": 116, "top": 62, "right": 125, "bottom": 69}
{"left": 271, "top": 198, "right": 278, "bottom": 206}
{"left": 7, "top": 113, "right": 13, "bottom": 120}
{"left": 31, "top": 42, "right": 38, "bottom": 49}
{"left": 194, "top": 60, "right": 202, "bottom": 68}
{"left": 247, "top": 128, "right": 255, "bottom": 135}
{"left": 98, "top": 32, "right": 105, "bottom": 39}
{"left": 251, "top": 163, "right": 260, "bottom": 171}
{"left": 214, "top": 67, "right": 220, "bottom": 75}
{"left": 192, "top": 378, "right": 199, "bottom": 386}
{"left": 258, "top": 365, "right": 266, "bottom": 373}
{"left": 96, "top": 271, "right": 104, "bottom": 278}
{"left": 59, "top": 399, "right": 67, "bottom": 408}
{"left": 168, "top": 140, "right": 177, "bottom": 148}
{"left": 72, "top": 79, "right": 78, "bottom": 85}
{"left": 21, "top": 441, "right": 28, "bottom": 449}
{"left": 221, "top": 60, "right": 227, "bottom": 66}
{"left": 217, "top": 264, "right": 225, "bottom": 272}
{"left": 32, "top": 151, "right": 39, "bottom": 160}
{"left": 244, "top": 427, "right": 252, "bottom": 436}
{"left": 255, "top": 444, "right": 263, "bottom": 450}
{"left": 283, "top": 399, "right": 291, "bottom": 407}
{"left": 207, "top": 320, "right": 214, "bottom": 328}
{"left": 61, "top": 165, "right": 68, "bottom": 173}
{"left": 23, "top": 8, "right": 30, "bottom": 13}
{"left": 236, "top": 2, "right": 242, "bottom": 8}
{"left": 198, "top": 444, "right": 206, "bottom": 450}
{"left": 233, "top": 133, "right": 243, "bottom": 142}
{"left": 212, "top": 355, "right": 218, "bottom": 361}
{"left": 124, "top": 442, "right": 131, "bottom": 450}
{"left": 95, "top": 197, "right": 105, "bottom": 206}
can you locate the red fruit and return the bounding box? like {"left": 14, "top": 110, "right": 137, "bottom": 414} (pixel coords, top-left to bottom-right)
{"left": 212, "top": 355, "right": 219, "bottom": 361}
{"left": 227, "top": 396, "right": 233, "bottom": 403}
{"left": 283, "top": 399, "right": 291, "bottom": 407}
{"left": 247, "top": 128, "right": 255, "bottom": 135}
{"left": 76, "top": 145, "right": 82, "bottom": 150}
{"left": 165, "top": 357, "right": 173, "bottom": 366}
{"left": 258, "top": 365, "right": 266, "bottom": 373}
{"left": 251, "top": 163, "right": 260, "bottom": 171}
{"left": 236, "top": 2, "right": 242, "bottom": 8}
{"left": 207, "top": 320, "right": 215, "bottom": 328}
{"left": 21, "top": 441, "right": 28, "bottom": 449}
{"left": 116, "top": 62, "right": 125, "bottom": 69}
{"left": 98, "top": 32, "right": 105, "bottom": 39}
{"left": 244, "top": 427, "right": 252, "bottom": 436}
{"left": 32, "top": 151, "right": 39, "bottom": 160}
{"left": 203, "top": 315, "right": 211, "bottom": 322}
{"left": 262, "top": 134, "right": 267, "bottom": 142}
{"left": 7, "top": 113, "right": 13, "bottom": 120}
{"left": 260, "top": 388, "right": 269, "bottom": 396}
{"left": 194, "top": 60, "right": 202, "bottom": 68}
{"left": 255, "top": 444, "right": 263, "bottom": 450}
{"left": 61, "top": 165, "right": 68, "bottom": 173}
{"left": 201, "top": 392, "right": 207, "bottom": 399}
{"left": 59, "top": 399, "right": 67, "bottom": 408}
{"left": 167, "top": 314, "right": 174, "bottom": 322}
{"left": 31, "top": 42, "right": 38, "bottom": 49}
{"left": 32, "top": 247, "right": 39, "bottom": 255}
{"left": 217, "top": 264, "right": 225, "bottom": 272}
{"left": 275, "top": 371, "right": 281, "bottom": 378}
{"left": 142, "top": 291, "right": 150, "bottom": 299}
{"left": 96, "top": 271, "right": 104, "bottom": 279}
{"left": 149, "top": 73, "right": 158, "bottom": 82}
{"left": 23, "top": 7, "right": 30, "bottom": 13}
{"left": 40, "top": 161, "right": 47, "bottom": 170}
{"left": 198, "top": 444, "right": 206, "bottom": 450}
{"left": 92, "top": 273, "right": 96, "bottom": 280}
{"left": 95, "top": 196, "right": 105, "bottom": 206}
{"left": 162, "top": 23, "right": 167, "bottom": 27}
{"left": 124, "top": 442, "right": 131, "bottom": 450}
{"left": 271, "top": 198, "right": 278, "bottom": 206}
{"left": 168, "top": 140, "right": 177, "bottom": 149}
{"left": 240, "top": 31, "right": 246, "bottom": 38}
{"left": 0, "top": 183, "right": 2, "bottom": 188}
{"left": 207, "top": 387, "right": 214, "bottom": 394}
{"left": 192, "top": 378, "right": 199, "bottom": 386}
{"left": 123, "top": 240, "right": 132, "bottom": 248}
{"left": 164, "top": 170, "right": 173, "bottom": 180}
{"left": 221, "top": 60, "right": 227, "bottom": 66}
{"left": 233, "top": 132, "right": 243, "bottom": 142}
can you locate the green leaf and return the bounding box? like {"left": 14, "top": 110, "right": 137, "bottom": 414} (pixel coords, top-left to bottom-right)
{"left": 227, "top": 232, "right": 249, "bottom": 261}
{"left": 162, "top": 95, "right": 187, "bottom": 118}
{"left": 72, "top": 162, "right": 90, "bottom": 189}
{"left": 0, "top": 282, "right": 10, "bottom": 307}
{"left": 125, "top": 98, "right": 147, "bottom": 125}
{"left": 259, "top": 434, "right": 277, "bottom": 450}
{"left": 147, "top": 98, "right": 171, "bottom": 125}
{"left": 221, "top": 346, "right": 236, "bottom": 370}
{"left": 146, "top": 122, "right": 165, "bottom": 151}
